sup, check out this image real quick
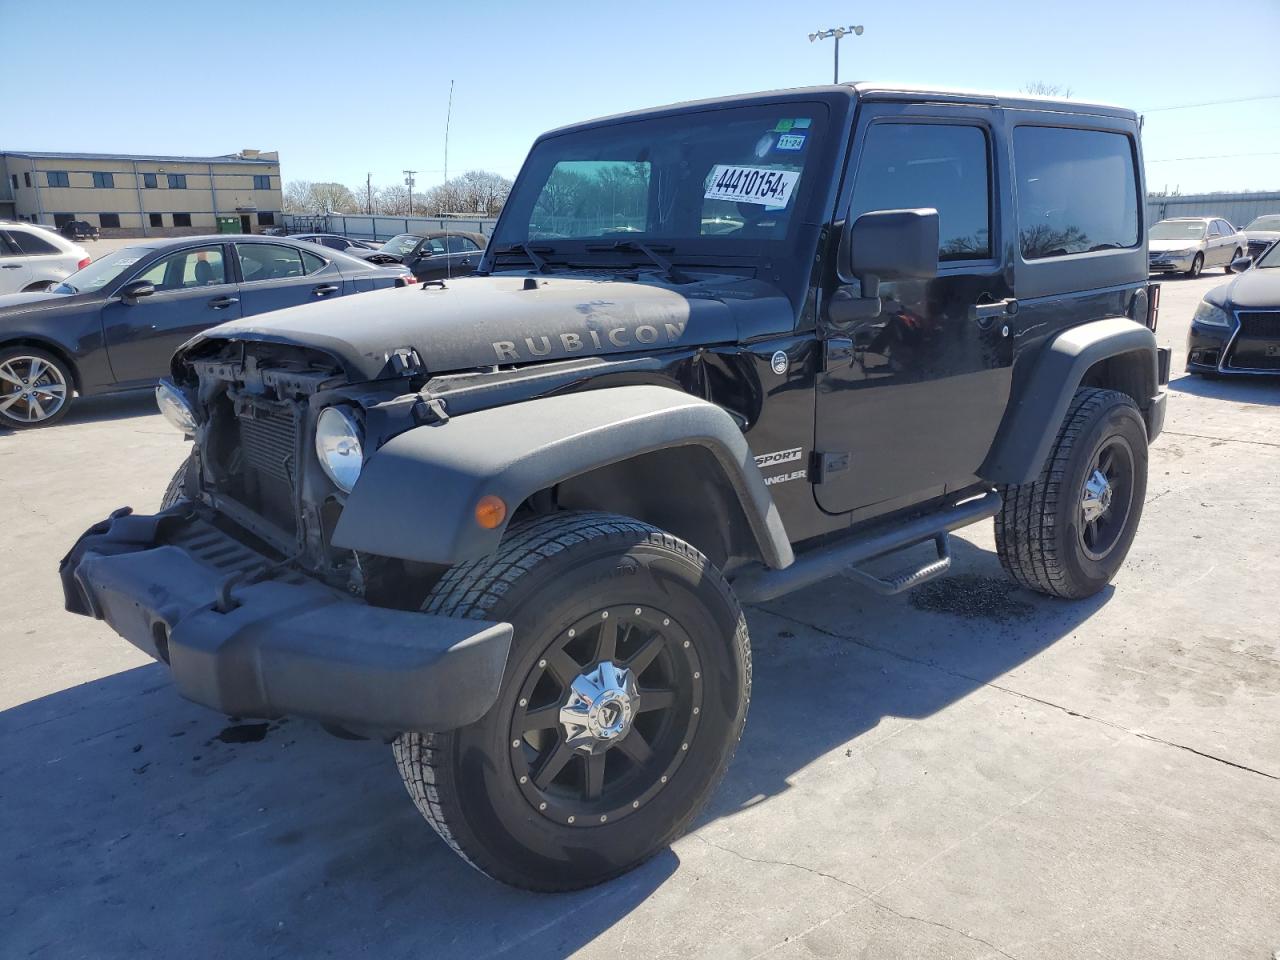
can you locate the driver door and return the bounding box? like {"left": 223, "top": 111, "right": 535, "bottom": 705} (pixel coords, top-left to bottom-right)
{"left": 814, "top": 104, "right": 1014, "bottom": 516}
{"left": 101, "top": 244, "right": 240, "bottom": 384}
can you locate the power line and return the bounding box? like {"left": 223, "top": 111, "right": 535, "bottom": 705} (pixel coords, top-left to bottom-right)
{"left": 1147, "top": 150, "right": 1280, "bottom": 163}
{"left": 1140, "top": 93, "right": 1280, "bottom": 112}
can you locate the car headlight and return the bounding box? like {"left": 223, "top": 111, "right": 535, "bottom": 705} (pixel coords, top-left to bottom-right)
{"left": 315, "top": 406, "right": 364, "bottom": 493}
{"left": 155, "top": 380, "right": 196, "bottom": 435}
{"left": 1192, "top": 300, "right": 1233, "bottom": 328}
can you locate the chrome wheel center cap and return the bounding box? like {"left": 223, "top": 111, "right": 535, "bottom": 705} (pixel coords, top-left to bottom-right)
{"left": 560, "top": 661, "right": 638, "bottom": 752}
{"left": 1081, "top": 468, "right": 1112, "bottom": 523}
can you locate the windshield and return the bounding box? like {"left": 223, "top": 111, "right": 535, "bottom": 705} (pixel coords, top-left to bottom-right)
{"left": 53, "top": 247, "right": 156, "bottom": 294}
{"left": 1256, "top": 241, "right": 1280, "bottom": 268}
{"left": 493, "top": 103, "right": 827, "bottom": 257}
{"left": 1245, "top": 215, "right": 1280, "bottom": 232}
{"left": 1150, "top": 220, "right": 1205, "bottom": 240}
{"left": 380, "top": 234, "right": 421, "bottom": 257}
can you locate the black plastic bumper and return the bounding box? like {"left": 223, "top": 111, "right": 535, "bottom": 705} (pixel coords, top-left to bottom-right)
{"left": 60, "top": 506, "right": 512, "bottom": 733}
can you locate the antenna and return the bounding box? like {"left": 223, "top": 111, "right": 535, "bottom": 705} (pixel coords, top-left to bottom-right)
{"left": 444, "top": 79, "right": 455, "bottom": 282}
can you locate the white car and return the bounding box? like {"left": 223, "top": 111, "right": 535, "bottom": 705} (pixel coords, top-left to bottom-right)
{"left": 1241, "top": 214, "right": 1280, "bottom": 262}
{"left": 1148, "top": 216, "right": 1247, "bottom": 277}
{"left": 0, "top": 222, "right": 91, "bottom": 294}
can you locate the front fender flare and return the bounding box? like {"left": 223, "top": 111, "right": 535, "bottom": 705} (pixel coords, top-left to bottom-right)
{"left": 332, "top": 385, "right": 794, "bottom": 569}
{"left": 982, "top": 317, "right": 1158, "bottom": 485}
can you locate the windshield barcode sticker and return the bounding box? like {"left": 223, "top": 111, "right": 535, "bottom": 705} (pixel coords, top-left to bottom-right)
{"left": 704, "top": 165, "right": 799, "bottom": 206}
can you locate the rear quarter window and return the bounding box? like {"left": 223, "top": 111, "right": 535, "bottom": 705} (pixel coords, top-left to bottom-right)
{"left": 8, "top": 229, "right": 61, "bottom": 255}
{"left": 1013, "top": 126, "right": 1139, "bottom": 260}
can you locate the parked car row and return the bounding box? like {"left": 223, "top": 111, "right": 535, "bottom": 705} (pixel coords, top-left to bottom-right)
{"left": 352, "top": 230, "right": 488, "bottom": 281}
{"left": 0, "top": 235, "right": 414, "bottom": 429}
{"left": 1150, "top": 214, "right": 1279, "bottom": 278}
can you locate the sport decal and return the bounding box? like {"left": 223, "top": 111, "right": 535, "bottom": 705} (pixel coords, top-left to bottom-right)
{"left": 754, "top": 447, "right": 804, "bottom": 468}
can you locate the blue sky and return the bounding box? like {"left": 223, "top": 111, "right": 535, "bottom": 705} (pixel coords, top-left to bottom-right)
{"left": 4, "top": 0, "right": 1277, "bottom": 195}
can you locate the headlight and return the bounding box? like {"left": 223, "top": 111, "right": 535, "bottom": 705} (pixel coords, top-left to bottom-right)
{"left": 155, "top": 380, "right": 196, "bottom": 435}
{"left": 315, "top": 406, "right": 364, "bottom": 493}
{"left": 1192, "top": 300, "right": 1233, "bottom": 328}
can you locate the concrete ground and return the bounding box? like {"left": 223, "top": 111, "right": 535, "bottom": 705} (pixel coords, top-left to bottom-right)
{"left": 2, "top": 269, "right": 1277, "bottom": 960}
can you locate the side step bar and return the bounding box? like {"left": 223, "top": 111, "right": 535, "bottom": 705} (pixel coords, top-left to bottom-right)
{"left": 733, "top": 490, "right": 1002, "bottom": 604}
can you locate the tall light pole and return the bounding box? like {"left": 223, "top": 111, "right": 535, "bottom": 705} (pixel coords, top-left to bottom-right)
{"left": 808, "top": 24, "right": 864, "bottom": 84}
{"left": 403, "top": 169, "right": 417, "bottom": 214}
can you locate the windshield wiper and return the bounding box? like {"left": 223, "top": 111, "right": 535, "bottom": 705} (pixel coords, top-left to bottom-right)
{"left": 496, "top": 242, "right": 555, "bottom": 274}
{"left": 584, "top": 239, "right": 692, "bottom": 284}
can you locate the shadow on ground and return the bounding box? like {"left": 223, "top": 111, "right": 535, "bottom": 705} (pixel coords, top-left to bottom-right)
{"left": 1, "top": 539, "right": 1104, "bottom": 959}
{"left": 1167, "top": 370, "right": 1280, "bottom": 405}
{"left": 0, "top": 389, "right": 157, "bottom": 437}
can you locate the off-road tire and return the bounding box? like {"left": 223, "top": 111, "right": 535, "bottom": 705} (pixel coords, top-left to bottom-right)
{"left": 0, "top": 346, "right": 74, "bottom": 430}
{"left": 160, "top": 452, "right": 197, "bottom": 509}
{"left": 393, "top": 511, "right": 751, "bottom": 891}
{"left": 1185, "top": 253, "right": 1203, "bottom": 278}
{"left": 995, "top": 388, "right": 1148, "bottom": 599}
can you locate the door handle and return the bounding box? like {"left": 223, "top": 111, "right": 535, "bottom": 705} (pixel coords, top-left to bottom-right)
{"left": 312, "top": 284, "right": 340, "bottom": 296}
{"left": 209, "top": 296, "right": 239, "bottom": 309}
{"left": 0, "top": 264, "right": 21, "bottom": 269}
{"left": 968, "top": 298, "right": 1018, "bottom": 323}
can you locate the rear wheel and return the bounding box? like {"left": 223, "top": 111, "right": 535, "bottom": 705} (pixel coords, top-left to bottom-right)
{"left": 393, "top": 511, "right": 750, "bottom": 891}
{"left": 995, "top": 388, "right": 1148, "bottom": 599}
{"left": 0, "top": 347, "right": 74, "bottom": 430}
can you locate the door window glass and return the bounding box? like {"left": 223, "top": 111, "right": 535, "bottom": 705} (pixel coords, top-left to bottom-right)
{"left": 301, "top": 251, "right": 327, "bottom": 274}
{"left": 445, "top": 235, "right": 480, "bottom": 252}
{"left": 850, "top": 122, "right": 991, "bottom": 260}
{"left": 136, "top": 246, "right": 227, "bottom": 291}
{"left": 238, "top": 243, "right": 306, "bottom": 282}
{"left": 7, "top": 229, "right": 60, "bottom": 255}
{"left": 1013, "top": 126, "right": 1139, "bottom": 259}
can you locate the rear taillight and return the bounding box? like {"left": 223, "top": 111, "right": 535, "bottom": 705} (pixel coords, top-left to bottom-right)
{"left": 397, "top": 273, "right": 415, "bottom": 287}
{"left": 77, "top": 257, "right": 91, "bottom": 270}
{"left": 1147, "top": 282, "right": 1160, "bottom": 333}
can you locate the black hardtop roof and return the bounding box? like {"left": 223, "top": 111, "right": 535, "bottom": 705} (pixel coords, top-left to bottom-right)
{"left": 537, "top": 82, "right": 1137, "bottom": 140}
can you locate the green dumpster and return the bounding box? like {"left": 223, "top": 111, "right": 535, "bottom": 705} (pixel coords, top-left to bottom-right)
{"left": 216, "top": 216, "right": 240, "bottom": 234}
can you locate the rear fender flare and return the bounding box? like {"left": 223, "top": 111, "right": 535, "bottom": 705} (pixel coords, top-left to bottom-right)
{"left": 982, "top": 317, "right": 1158, "bottom": 485}
{"left": 332, "top": 385, "right": 794, "bottom": 569}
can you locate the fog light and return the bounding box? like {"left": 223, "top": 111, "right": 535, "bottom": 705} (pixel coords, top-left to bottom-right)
{"left": 155, "top": 380, "right": 196, "bottom": 435}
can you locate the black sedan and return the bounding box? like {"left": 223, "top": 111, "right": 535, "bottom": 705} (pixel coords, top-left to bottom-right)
{"left": 353, "top": 230, "right": 487, "bottom": 281}
{"left": 0, "top": 235, "right": 415, "bottom": 429}
{"left": 1186, "top": 243, "right": 1280, "bottom": 376}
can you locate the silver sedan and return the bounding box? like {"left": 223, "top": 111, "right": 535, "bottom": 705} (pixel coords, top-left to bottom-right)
{"left": 1148, "top": 216, "right": 1248, "bottom": 277}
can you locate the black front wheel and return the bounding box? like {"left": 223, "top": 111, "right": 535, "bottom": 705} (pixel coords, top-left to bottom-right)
{"left": 0, "top": 346, "right": 74, "bottom": 430}
{"left": 394, "top": 512, "right": 750, "bottom": 891}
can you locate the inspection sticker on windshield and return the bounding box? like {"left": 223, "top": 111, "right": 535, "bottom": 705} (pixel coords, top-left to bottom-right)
{"left": 704, "top": 165, "right": 799, "bottom": 206}
{"left": 775, "top": 133, "right": 806, "bottom": 151}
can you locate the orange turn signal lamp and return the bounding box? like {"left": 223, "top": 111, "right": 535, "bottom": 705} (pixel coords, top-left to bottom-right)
{"left": 474, "top": 495, "right": 507, "bottom": 529}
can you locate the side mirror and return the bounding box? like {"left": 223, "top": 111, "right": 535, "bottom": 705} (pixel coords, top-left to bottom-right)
{"left": 841, "top": 208, "right": 940, "bottom": 290}
{"left": 1231, "top": 255, "right": 1253, "bottom": 273}
{"left": 829, "top": 209, "right": 938, "bottom": 326}
{"left": 119, "top": 280, "right": 155, "bottom": 302}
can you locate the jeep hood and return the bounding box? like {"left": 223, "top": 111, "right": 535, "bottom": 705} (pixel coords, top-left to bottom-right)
{"left": 178, "top": 273, "right": 791, "bottom": 381}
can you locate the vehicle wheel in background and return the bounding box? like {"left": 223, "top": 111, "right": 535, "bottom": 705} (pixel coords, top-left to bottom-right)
{"left": 20, "top": 280, "right": 55, "bottom": 292}
{"left": 160, "top": 452, "right": 198, "bottom": 508}
{"left": 1185, "top": 253, "right": 1203, "bottom": 278}
{"left": 0, "top": 347, "right": 74, "bottom": 430}
{"left": 1225, "top": 248, "right": 1242, "bottom": 273}
{"left": 995, "top": 388, "right": 1148, "bottom": 600}
{"left": 394, "top": 511, "right": 751, "bottom": 891}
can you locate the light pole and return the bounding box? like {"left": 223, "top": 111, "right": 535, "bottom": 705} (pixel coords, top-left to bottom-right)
{"left": 403, "top": 169, "right": 417, "bottom": 214}
{"left": 808, "top": 24, "right": 864, "bottom": 84}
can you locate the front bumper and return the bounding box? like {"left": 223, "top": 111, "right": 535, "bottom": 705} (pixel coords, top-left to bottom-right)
{"left": 60, "top": 506, "right": 513, "bottom": 733}
{"left": 1149, "top": 253, "right": 1196, "bottom": 273}
{"left": 1186, "top": 315, "right": 1280, "bottom": 376}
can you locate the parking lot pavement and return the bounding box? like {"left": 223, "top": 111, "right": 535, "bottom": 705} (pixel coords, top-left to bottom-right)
{"left": 2, "top": 271, "right": 1277, "bottom": 960}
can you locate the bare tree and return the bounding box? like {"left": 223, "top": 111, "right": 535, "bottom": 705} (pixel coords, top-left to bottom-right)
{"left": 421, "top": 170, "right": 513, "bottom": 216}
{"left": 283, "top": 180, "right": 314, "bottom": 213}
{"left": 1022, "top": 81, "right": 1073, "bottom": 98}
{"left": 379, "top": 184, "right": 412, "bottom": 215}
{"left": 282, "top": 181, "right": 360, "bottom": 214}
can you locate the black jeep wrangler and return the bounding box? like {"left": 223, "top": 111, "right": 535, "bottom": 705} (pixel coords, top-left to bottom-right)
{"left": 61, "top": 84, "right": 1169, "bottom": 891}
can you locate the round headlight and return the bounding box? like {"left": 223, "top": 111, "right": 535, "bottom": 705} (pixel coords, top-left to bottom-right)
{"left": 1192, "top": 299, "right": 1232, "bottom": 328}
{"left": 315, "top": 406, "right": 364, "bottom": 493}
{"left": 155, "top": 380, "right": 196, "bottom": 435}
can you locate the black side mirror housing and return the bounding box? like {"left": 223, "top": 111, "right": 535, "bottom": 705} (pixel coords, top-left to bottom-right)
{"left": 828, "top": 209, "right": 939, "bottom": 327}
{"left": 1231, "top": 255, "right": 1253, "bottom": 273}
{"left": 119, "top": 280, "right": 155, "bottom": 302}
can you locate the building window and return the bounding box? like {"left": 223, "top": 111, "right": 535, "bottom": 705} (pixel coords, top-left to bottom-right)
{"left": 149, "top": 213, "right": 164, "bottom": 227}
{"left": 143, "top": 173, "right": 157, "bottom": 189}
{"left": 253, "top": 174, "right": 271, "bottom": 190}
{"left": 167, "top": 174, "right": 187, "bottom": 189}
{"left": 23, "top": 172, "right": 31, "bottom": 188}
{"left": 53, "top": 213, "right": 73, "bottom": 228}
{"left": 258, "top": 212, "right": 275, "bottom": 226}
{"left": 100, "top": 213, "right": 121, "bottom": 229}
{"left": 9, "top": 174, "right": 15, "bottom": 189}
{"left": 92, "top": 172, "right": 115, "bottom": 188}
{"left": 47, "top": 171, "right": 70, "bottom": 187}
{"left": 173, "top": 213, "right": 192, "bottom": 227}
